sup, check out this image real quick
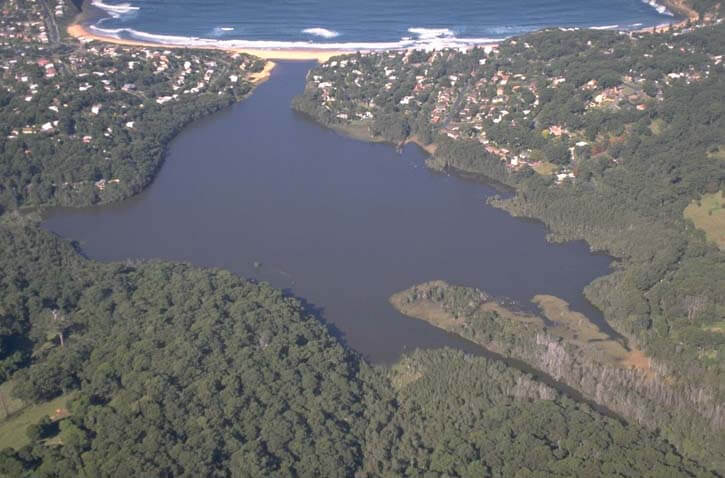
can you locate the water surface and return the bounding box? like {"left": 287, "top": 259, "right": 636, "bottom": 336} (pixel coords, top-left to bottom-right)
{"left": 88, "top": 0, "right": 676, "bottom": 50}
{"left": 44, "top": 62, "right": 612, "bottom": 363}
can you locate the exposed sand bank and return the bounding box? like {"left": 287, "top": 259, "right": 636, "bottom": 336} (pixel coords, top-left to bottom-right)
{"left": 67, "top": 24, "right": 352, "bottom": 63}
{"left": 249, "top": 60, "right": 277, "bottom": 84}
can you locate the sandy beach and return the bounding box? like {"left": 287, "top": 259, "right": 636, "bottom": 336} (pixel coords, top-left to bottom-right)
{"left": 67, "top": 24, "right": 353, "bottom": 63}
{"left": 66, "top": 0, "right": 704, "bottom": 65}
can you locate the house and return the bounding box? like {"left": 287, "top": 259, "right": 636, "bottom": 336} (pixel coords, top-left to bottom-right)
{"left": 548, "top": 125, "right": 566, "bottom": 136}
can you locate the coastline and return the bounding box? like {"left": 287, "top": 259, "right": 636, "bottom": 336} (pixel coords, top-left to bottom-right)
{"left": 633, "top": 0, "right": 701, "bottom": 32}
{"left": 662, "top": 0, "right": 701, "bottom": 22}
{"left": 66, "top": 24, "right": 352, "bottom": 63}
{"left": 65, "top": 0, "right": 704, "bottom": 64}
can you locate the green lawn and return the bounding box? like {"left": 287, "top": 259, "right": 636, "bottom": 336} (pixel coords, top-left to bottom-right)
{"left": 532, "top": 161, "right": 557, "bottom": 176}
{"left": 684, "top": 191, "right": 725, "bottom": 250}
{"left": 0, "top": 381, "right": 26, "bottom": 421}
{"left": 0, "top": 392, "right": 75, "bottom": 450}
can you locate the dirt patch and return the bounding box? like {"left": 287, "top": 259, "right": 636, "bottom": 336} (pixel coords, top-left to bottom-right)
{"left": 533, "top": 295, "right": 652, "bottom": 375}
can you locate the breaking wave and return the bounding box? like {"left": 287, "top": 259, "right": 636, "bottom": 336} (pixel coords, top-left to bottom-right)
{"left": 90, "top": 0, "right": 139, "bottom": 19}
{"left": 302, "top": 28, "right": 340, "bottom": 39}
{"left": 407, "top": 28, "right": 455, "bottom": 40}
{"left": 211, "top": 26, "right": 235, "bottom": 37}
{"left": 641, "top": 0, "right": 674, "bottom": 16}
{"left": 88, "top": 25, "right": 504, "bottom": 51}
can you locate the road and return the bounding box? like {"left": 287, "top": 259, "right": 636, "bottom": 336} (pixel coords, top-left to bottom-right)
{"left": 38, "top": 0, "right": 61, "bottom": 45}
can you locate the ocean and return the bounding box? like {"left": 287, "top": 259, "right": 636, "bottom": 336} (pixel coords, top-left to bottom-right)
{"left": 85, "top": 0, "right": 677, "bottom": 50}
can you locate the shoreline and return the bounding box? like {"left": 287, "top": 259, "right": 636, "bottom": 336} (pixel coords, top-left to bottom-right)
{"left": 66, "top": 24, "right": 353, "bottom": 63}
{"left": 248, "top": 60, "right": 277, "bottom": 84}
{"left": 65, "top": 0, "right": 705, "bottom": 63}
{"left": 632, "top": 0, "right": 701, "bottom": 33}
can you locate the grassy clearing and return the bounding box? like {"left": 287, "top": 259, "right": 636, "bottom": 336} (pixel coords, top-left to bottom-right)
{"left": 0, "top": 381, "right": 26, "bottom": 421}
{"left": 332, "top": 120, "right": 377, "bottom": 142}
{"left": 0, "top": 392, "right": 75, "bottom": 450}
{"left": 532, "top": 161, "right": 557, "bottom": 176}
{"left": 684, "top": 191, "right": 725, "bottom": 249}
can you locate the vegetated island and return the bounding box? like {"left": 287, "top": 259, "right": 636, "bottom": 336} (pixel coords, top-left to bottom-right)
{"left": 291, "top": 0, "right": 725, "bottom": 470}
{"left": 0, "top": 0, "right": 724, "bottom": 476}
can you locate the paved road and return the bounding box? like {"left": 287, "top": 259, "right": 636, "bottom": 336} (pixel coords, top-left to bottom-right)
{"left": 39, "top": 0, "right": 61, "bottom": 45}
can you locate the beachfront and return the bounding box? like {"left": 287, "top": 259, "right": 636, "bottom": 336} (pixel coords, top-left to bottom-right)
{"left": 67, "top": 24, "right": 354, "bottom": 63}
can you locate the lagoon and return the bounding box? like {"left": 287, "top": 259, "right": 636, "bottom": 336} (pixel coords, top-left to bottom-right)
{"left": 43, "top": 62, "right": 612, "bottom": 363}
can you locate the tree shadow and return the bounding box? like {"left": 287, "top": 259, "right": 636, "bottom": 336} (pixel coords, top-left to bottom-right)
{"left": 281, "top": 288, "right": 351, "bottom": 351}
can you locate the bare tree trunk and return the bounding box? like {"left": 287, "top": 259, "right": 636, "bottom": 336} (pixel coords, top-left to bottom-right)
{"left": 0, "top": 390, "right": 9, "bottom": 418}
{"left": 685, "top": 295, "right": 707, "bottom": 322}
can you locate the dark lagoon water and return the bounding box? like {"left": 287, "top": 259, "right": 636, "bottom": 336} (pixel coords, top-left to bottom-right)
{"left": 43, "top": 62, "right": 612, "bottom": 363}
{"left": 87, "top": 0, "right": 676, "bottom": 50}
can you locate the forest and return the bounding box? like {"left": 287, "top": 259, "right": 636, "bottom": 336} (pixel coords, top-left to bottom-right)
{"left": 293, "top": 18, "right": 725, "bottom": 472}
{"left": 0, "top": 0, "right": 723, "bottom": 475}
{"left": 0, "top": 219, "right": 714, "bottom": 476}
{"left": 390, "top": 281, "right": 725, "bottom": 471}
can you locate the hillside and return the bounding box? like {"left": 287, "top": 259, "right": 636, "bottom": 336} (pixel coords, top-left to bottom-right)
{"left": 293, "top": 17, "right": 725, "bottom": 470}
{"left": 0, "top": 0, "right": 723, "bottom": 475}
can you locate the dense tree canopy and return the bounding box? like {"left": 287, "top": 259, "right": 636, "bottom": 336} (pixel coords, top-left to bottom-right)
{"left": 0, "top": 1, "right": 722, "bottom": 475}
{"left": 293, "top": 20, "right": 725, "bottom": 471}
{"left": 0, "top": 222, "right": 712, "bottom": 476}
{"left": 0, "top": 219, "right": 372, "bottom": 476}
